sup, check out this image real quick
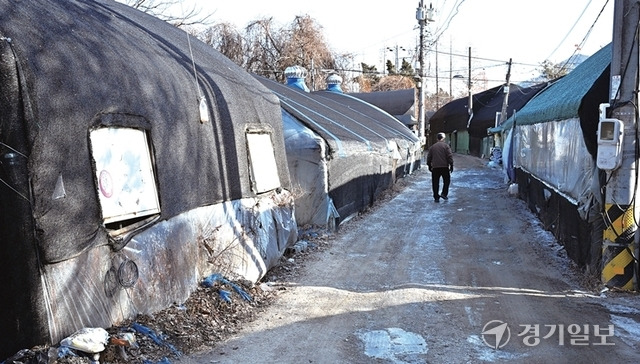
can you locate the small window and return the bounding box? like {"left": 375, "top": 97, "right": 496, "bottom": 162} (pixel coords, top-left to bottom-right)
{"left": 90, "top": 127, "right": 160, "bottom": 226}
{"left": 246, "top": 132, "right": 281, "bottom": 193}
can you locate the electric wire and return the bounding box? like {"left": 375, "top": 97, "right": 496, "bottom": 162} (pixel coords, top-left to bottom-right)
{"left": 429, "top": 1, "right": 610, "bottom": 88}
{"left": 559, "top": 0, "right": 611, "bottom": 74}
{"left": 546, "top": 0, "right": 593, "bottom": 61}
{"left": 180, "top": 0, "right": 203, "bottom": 99}
{"left": 431, "top": 0, "right": 466, "bottom": 46}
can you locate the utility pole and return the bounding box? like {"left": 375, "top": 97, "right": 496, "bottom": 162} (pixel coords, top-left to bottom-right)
{"left": 416, "top": 1, "right": 434, "bottom": 144}
{"left": 496, "top": 58, "right": 512, "bottom": 147}
{"left": 601, "top": 0, "right": 639, "bottom": 290}
{"left": 493, "top": 58, "right": 511, "bottom": 141}
{"left": 435, "top": 41, "right": 439, "bottom": 109}
{"left": 467, "top": 47, "right": 472, "bottom": 115}
{"left": 387, "top": 45, "right": 406, "bottom": 73}
{"left": 498, "top": 59, "right": 512, "bottom": 126}
{"left": 449, "top": 39, "right": 453, "bottom": 104}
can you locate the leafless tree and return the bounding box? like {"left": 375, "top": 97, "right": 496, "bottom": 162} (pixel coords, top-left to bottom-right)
{"left": 539, "top": 60, "right": 570, "bottom": 81}
{"left": 117, "top": 0, "right": 211, "bottom": 27}
{"left": 281, "top": 15, "right": 335, "bottom": 90}
{"left": 331, "top": 53, "right": 359, "bottom": 92}
{"left": 122, "top": 2, "right": 423, "bottom": 95}
{"left": 203, "top": 15, "right": 337, "bottom": 89}
{"left": 200, "top": 23, "right": 245, "bottom": 66}
{"left": 243, "top": 17, "right": 285, "bottom": 79}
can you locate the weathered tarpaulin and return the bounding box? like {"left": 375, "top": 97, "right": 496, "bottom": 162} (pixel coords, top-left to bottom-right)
{"left": 256, "top": 73, "right": 421, "bottom": 227}
{"left": 0, "top": 0, "right": 296, "bottom": 357}
{"left": 499, "top": 44, "right": 611, "bottom": 268}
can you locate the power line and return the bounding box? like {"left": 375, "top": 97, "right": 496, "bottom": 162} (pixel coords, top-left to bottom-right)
{"left": 559, "top": 0, "right": 611, "bottom": 73}
{"left": 431, "top": 0, "right": 467, "bottom": 44}
{"left": 545, "top": 0, "right": 593, "bottom": 60}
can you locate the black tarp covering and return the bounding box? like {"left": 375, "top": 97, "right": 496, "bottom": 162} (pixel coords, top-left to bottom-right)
{"left": 313, "top": 90, "right": 418, "bottom": 142}
{"left": 349, "top": 88, "right": 417, "bottom": 127}
{"left": 0, "top": 0, "right": 292, "bottom": 357}
{"left": 428, "top": 83, "right": 546, "bottom": 155}
{"left": 428, "top": 90, "right": 492, "bottom": 136}
{"left": 0, "top": 0, "right": 290, "bottom": 263}
{"left": 579, "top": 65, "right": 611, "bottom": 157}
{"left": 470, "top": 83, "right": 548, "bottom": 136}
{"left": 255, "top": 75, "right": 420, "bottom": 225}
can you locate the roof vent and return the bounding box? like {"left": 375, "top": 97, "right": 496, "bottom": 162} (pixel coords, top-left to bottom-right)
{"left": 284, "top": 65, "right": 310, "bottom": 92}
{"left": 326, "top": 74, "right": 343, "bottom": 93}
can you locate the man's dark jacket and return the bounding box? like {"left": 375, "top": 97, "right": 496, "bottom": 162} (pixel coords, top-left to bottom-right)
{"left": 427, "top": 141, "right": 453, "bottom": 169}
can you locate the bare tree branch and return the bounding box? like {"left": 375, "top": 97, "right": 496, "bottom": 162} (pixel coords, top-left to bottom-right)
{"left": 117, "top": 0, "right": 212, "bottom": 27}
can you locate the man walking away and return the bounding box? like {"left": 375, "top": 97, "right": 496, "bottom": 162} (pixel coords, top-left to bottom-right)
{"left": 427, "top": 132, "right": 454, "bottom": 202}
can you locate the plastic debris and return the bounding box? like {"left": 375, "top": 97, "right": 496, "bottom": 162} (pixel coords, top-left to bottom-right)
{"left": 109, "top": 331, "right": 138, "bottom": 348}
{"left": 218, "top": 289, "right": 232, "bottom": 302}
{"left": 201, "top": 273, "right": 252, "bottom": 302}
{"left": 57, "top": 345, "right": 78, "bottom": 358}
{"left": 143, "top": 357, "right": 171, "bottom": 364}
{"left": 2, "top": 348, "right": 48, "bottom": 364}
{"left": 131, "top": 323, "right": 182, "bottom": 357}
{"left": 286, "top": 240, "right": 309, "bottom": 255}
{"left": 60, "top": 327, "right": 109, "bottom": 354}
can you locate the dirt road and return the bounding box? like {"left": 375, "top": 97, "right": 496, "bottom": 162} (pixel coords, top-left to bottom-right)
{"left": 186, "top": 154, "right": 640, "bottom": 363}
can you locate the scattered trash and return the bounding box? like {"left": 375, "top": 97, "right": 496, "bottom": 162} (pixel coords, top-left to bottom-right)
{"left": 259, "top": 282, "right": 276, "bottom": 292}
{"left": 143, "top": 357, "right": 171, "bottom": 364}
{"left": 57, "top": 327, "right": 110, "bottom": 363}
{"left": 201, "top": 273, "right": 253, "bottom": 302}
{"left": 174, "top": 303, "right": 187, "bottom": 311}
{"left": 109, "top": 331, "right": 138, "bottom": 348}
{"left": 286, "top": 240, "right": 309, "bottom": 255}
{"left": 60, "top": 327, "right": 110, "bottom": 354}
{"left": 218, "top": 289, "right": 233, "bottom": 302}
{"left": 490, "top": 146, "right": 502, "bottom": 165}
{"left": 2, "top": 348, "right": 47, "bottom": 364}
{"left": 131, "top": 323, "right": 182, "bottom": 358}
{"left": 57, "top": 345, "right": 78, "bottom": 358}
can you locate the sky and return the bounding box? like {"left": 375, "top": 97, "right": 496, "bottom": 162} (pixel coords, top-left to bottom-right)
{"left": 170, "top": 0, "right": 614, "bottom": 93}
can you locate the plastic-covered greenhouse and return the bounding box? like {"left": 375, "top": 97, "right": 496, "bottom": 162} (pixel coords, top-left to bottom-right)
{"left": 0, "top": 0, "right": 296, "bottom": 356}
{"left": 498, "top": 44, "right": 612, "bottom": 269}
{"left": 256, "top": 69, "right": 422, "bottom": 229}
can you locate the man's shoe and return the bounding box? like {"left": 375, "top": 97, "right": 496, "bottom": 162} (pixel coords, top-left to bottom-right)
{"left": 441, "top": 195, "right": 448, "bottom": 200}
{"left": 434, "top": 198, "right": 440, "bottom": 202}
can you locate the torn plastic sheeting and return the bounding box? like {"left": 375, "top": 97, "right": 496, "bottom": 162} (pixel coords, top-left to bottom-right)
{"left": 283, "top": 113, "right": 336, "bottom": 226}
{"left": 201, "top": 273, "right": 252, "bottom": 302}
{"left": 37, "top": 192, "right": 296, "bottom": 347}
{"left": 131, "top": 323, "right": 181, "bottom": 358}
{"left": 513, "top": 118, "right": 594, "bottom": 202}
{"left": 251, "top": 193, "right": 298, "bottom": 264}
{"left": 389, "top": 140, "right": 402, "bottom": 160}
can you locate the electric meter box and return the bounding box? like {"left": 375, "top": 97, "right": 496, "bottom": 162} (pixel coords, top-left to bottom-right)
{"left": 596, "top": 118, "right": 624, "bottom": 171}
